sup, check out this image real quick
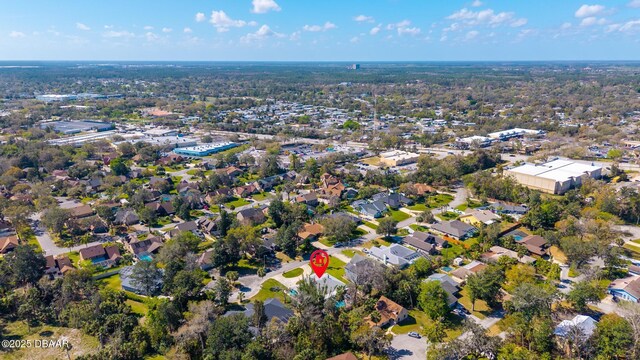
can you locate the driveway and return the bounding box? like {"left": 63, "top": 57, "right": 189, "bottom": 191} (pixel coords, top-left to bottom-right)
{"left": 387, "top": 334, "right": 427, "bottom": 360}
{"left": 31, "top": 213, "right": 105, "bottom": 257}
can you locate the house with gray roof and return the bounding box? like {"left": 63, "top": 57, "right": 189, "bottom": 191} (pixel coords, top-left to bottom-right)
{"left": 369, "top": 244, "right": 421, "bottom": 268}
{"left": 426, "top": 273, "right": 459, "bottom": 307}
{"left": 430, "top": 220, "right": 477, "bottom": 240}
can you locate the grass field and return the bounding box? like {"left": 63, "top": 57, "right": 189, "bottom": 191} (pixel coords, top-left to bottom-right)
{"left": 326, "top": 256, "right": 347, "bottom": 282}
{"left": 361, "top": 156, "right": 381, "bottom": 166}
{"left": 99, "top": 273, "right": 122, "bottom": 291}
{"left": 391, "top": 310, "right": 463, "bottom": 340}
{"left": 225, "top": 197, "right": 250, "bottom": 208}
{"left": 437, "top": 211, "right": 459, "bottom": 221}
{"left": 342, "top": 249, "right": 365, "bottom": 258}
{"left": 363, "top": 221, "right": 379, "bottom": 230}
{"left": 251, "top": 192, "right": 271, "bottom": 201}
{"left": 549, "top": 245, "right": 568, "bottom": 264}
{"left": 126, "top": 299, "right": 149, "bottom": 316}
{"left": 0, "top": 322, "right": 100, "bottom": 360}
{"left": 282, "top": 268, "right": 304, "bottom": 278}
{"left": 389, "top": 210, "right": 411, "bottom": 222}
{"left": 458, "top": 287, "right": 492, "bottom": 319}
{"left": 251, "top": 279, "right": 288, "bottom": 302}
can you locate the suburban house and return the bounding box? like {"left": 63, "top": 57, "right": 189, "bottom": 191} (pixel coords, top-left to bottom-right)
{"left": 430, "top": 220, "right": 477, "bottom": 240}
{"left": 114, "top": 208, "right": 140, "bottom": 225}
{"left": 0, "top": 235, "right": 19, "bottom": 254}
{"left": 120, "top": 265, "right": 163, "bottom": 295}
{"left": 167, "top": 221, "right": 202, "bottom": 238}
{"left": 326, "top": 353, "right": 358, "bottom": 360}
{"left": 295, "top": 192, "right": 319, "bottom": 207}
{"left": 450, "top": 260, "right": 487, "bottom": 282}
{"left": 237, "top": 208, "right": 266, "bottom": 225}
{"left": 481, "top": 246, "right": 536, "bottom": 264}
{"left": 145, "top": 201, "right": 175, "bottom": 216}
{"left": 297, "top": 222, "right": 324, "bottom": 241}
{"left": 459, "top": 209, "right": 502, "bottom": 226}
{"left": 372, "top": 192, "right": 413, "bottom": 209}
{"left": 554, "top": 315, "right": 597, "bottom": 338}
{"left": 124, "top": 235, "right": 163, "bottom": 259}
{"left": 345, "top": 254, "right": 369, "bottom": 282}
{"left": 519, "top": 235, "right": 550, "bottom": 256}
{"left": 197, "top": 248, "right": 215, "bottom": 270}
{"left": 236, "top": 298, "right": 294, "bottom": 324}
{"left": 413, "top": 183, "right": 436, "bottom": 196}
{"left": 426, "top": 273, "right": 459, "bottom": 307}
{"left": 197, "top": 217, "right": 220, "bottom": 236}
{"left": 402, "top": 231, "right": 448, "bottom": 255}
{"left": 608, "top": 275, "right": 640, "bottom": 302}
{"left": 45, "top": 255, "right": 74, "bottom": 278}
{"left": 488, "top": 202, "right": 528, "bottom": 215}
{"left": 79, "top": 244, "right": 121, "bottom": 268}
{"left": 368, "top": 296, "right": 408, "bottom": 327}
{"left": 233, "top": 184, "right": 258, "bottom": 198}
{"left": 369, "top": 244, "right": 421, "bottom": 268}
{"left": 308, "top": 274, "right": 346, "bottom": 298}
{"left": 69, "top": 204, "right": 95, "bottom": 219}
{"left": 353, "top": 199, "right": 387, "bottom": 219}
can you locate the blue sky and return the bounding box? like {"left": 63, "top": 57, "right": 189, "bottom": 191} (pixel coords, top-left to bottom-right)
{"left": 1, "top": 0, "right": 640, "bottom": 61}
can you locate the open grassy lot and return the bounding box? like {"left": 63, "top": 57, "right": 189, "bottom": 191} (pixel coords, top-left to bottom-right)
{"left": 225, "top": 197, "right": 250, "bottom": 208}
{"left": 251, "top": 192, "right": 271, "bottom": 201}
{"left": 0, "top": 321, "right": 100, "bottom": 360}
{"left": 391, "top": 310, "right": 463, "bottom": 340}
{"left": 326, "top": 256, "right": 347, "bottom": 282}
{"left": 250, "top": 279, "right": 288, "bottom": 302}
{"left": 437, "top": 211, "right": 459, "bottom": 221}
{"left": 126, "top": 299, "right": 149, "bottom": 316}
{"left": 361, "top": 156, "right": 381, "bottom": 166}
{"left": 283, "top": 268, "right": 304, "bottom": 278}
{"left": 458, "top": 287, "right": 492, "bottom": 319}
{"left": 389, "top": 210, "right": 411, "bottom": 222}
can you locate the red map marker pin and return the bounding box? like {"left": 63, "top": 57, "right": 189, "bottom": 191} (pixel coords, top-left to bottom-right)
{"left": 310, "top": 249, "right": 330, "bottom": 278}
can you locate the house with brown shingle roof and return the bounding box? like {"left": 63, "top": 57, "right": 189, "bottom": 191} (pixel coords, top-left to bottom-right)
{"left": 520, "top": 235, "right": 549, "bottom": 256}
{"left": 326, "top": 353, "right": 358, "bottom": 360}
{"left": 45, "top": 255, "right": 74, "bottom": 277}
{"left": 79, "top": 244, "right": 121, "bottom": 268}
{"left": 368, "top": 296, "right": 408, "bottom": 327}
{"left": 69, "top": 204, "right": 94, "bottom": 219}
{"left": 297, "top": 223, "right": 324, "bottom": 241}
{"left": 450, "top": 260, "right": 487, "bottom": 282}
{"left": 0, "top": 235, "right": 19, "bottom": 254}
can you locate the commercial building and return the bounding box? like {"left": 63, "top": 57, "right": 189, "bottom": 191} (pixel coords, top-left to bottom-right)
{"left": 47, "top": 130, "right": 118, "bottom": 146}
{"left": 40, "top": 120, "right": 114, "bottom": 134}
{"left": 488, "top": 128, "right": 545, "bottom": 141}
{"left": 173, "top": 142, "right": 238, "bottom": 156}
{"left": 379, "top": 150, "right": 420, "bottom": 167}
{"left": 144, "top": 128, "right": 180, "bottom": 137}
{"left": 505, "top": 159, "right": 602, "bottom": 195}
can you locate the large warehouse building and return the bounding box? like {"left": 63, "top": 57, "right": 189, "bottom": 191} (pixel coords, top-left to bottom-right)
{"left": 379, "top": 150, "right": 420, "bottom": 167}
{"left": 505, "top": 159, "right": 602, "bottom": 194}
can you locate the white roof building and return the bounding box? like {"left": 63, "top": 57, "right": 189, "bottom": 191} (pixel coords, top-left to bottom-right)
{"left": 505, "top": 159, "right": 602, "bottom": 194}
{"left": 554, "top": 315, "right": 597, "bottom": 338}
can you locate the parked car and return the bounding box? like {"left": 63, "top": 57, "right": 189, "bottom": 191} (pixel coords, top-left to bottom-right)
{"left": 408, "top": 332, "right": 421, "bottom": 339}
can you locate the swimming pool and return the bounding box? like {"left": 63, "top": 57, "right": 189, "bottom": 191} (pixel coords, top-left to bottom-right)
{"left": 513, "top": 235, "right": 523, "bottom": 242}
{"left": 91, "top": 255, "right": 107, "bottom": 264}
{"left": 289, "top": 289, "right": 298, "bottom": 296}
{"left": 441, "top": 266, "right": 453, "bottom": 272}
{"left": 139, "top": 254, "right": 153, "bottom": 262}
{"left": 336, "top": 300, "right": 346, "bottom": 308}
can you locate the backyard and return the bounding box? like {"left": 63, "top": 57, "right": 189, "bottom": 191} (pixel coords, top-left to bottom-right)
{"left": 250, "top": 279, "right": 288, "bottom": 302}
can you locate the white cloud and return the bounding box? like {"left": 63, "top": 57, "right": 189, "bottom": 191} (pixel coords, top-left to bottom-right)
{"left": 183, "top": 27, "right": 193, "bottom": 33}
{"left": 350, "top": 36, "right": 359, "bottom": 43}
{"left": 9, "top": 31, "right": 26, "bottom": 38}
{"left": 354, "top": 15, "right": 374, "bottom": 23}
{"left": 290, "top": 31, "right": 301, "bottom": 41}
{"left": 370, "top": 25, "right": 381, "bottom": 35}
{"left": 609, "top": 19, "right": 640, "bottom": 33}
{"left": 251, "top": 0, "right": 281, "bottom": 14}
{"left": 302, "top": 22, "right": 337, "bottom": 32}
{"left": 471, "top": 0, "right": 483, "bottom": 6}
{"left": 104, "top": 25, "right": 114, "bottom": 29}
{"left": 575, "top": 4, "right": 605, "bottom": 18}
{"left": 630, "top": 0, "right": 640, "bottom": 8}
{"left": 398, "top": 27, "right": 421, "bottom": 36}
{"left": 511, "top": 18, "right": 527, "bottom": 27}
{"left": 580, "top": 16, "right": 606, "bottom": 26}
{"left": 195, "top": 12, "right": 206, "bottom": 22}
{"left": 465, "top": 30, "right": 479, "bottom": 40}
{"left": 76, "top": 23, "right": 90, "bottom": 31}
{"left": 446, "top": 8, "right": 525, "bottom": 27}
{"left": 162, "top": 27, "right": 172, "bottom": 33}
{"left": 102, "top": 30, "right": 135, "bottom": 39}
{"left": 444, "top": 23, "right": 460, "bottom": 32}
{"left": 145, "top": 32, "right": 159, "bottom": 42}
{"left": 210, "top": 10, "right": 248, "bottom": 32}
{"left": 144, "top": 26, "right": 154, "bottom": 30}
{"left": 561, "top": 22, "right": 572, "bottom": 29}
{"left": 241, "top": 24, "right": 284, "bottom": 42}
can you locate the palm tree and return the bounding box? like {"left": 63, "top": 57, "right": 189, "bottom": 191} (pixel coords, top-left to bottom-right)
{"left": 238, "top": 291, "right": 245, "bottom": 304}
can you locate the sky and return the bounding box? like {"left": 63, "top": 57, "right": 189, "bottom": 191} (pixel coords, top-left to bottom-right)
{"left": 1, "top": 0, "right": 640, "bottom": 61}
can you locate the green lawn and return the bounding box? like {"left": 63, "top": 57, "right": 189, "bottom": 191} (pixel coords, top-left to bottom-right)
{"left": 437, "top": 211, "right": 459, "bottom": 221}
{"left": 225, "top": 197, "right": 251, "bottom": 208}
{"left": 283, "top": 268, "right": 304, "bottom": 278}
{"left": 227, "top": 258, "right": 260, "bottom": 276}
{"left": 363, "top": 221, "right": 379, "bottom": 230}
{"left": 440, "top": 244, "right": 465, "bottom": 261}
{"left": 327, "top": 256, "right": 347, "bottom": 282}
{"left": 408, "top": 203, "right": 429, "bottom": 211}
{"left": 251, "top": 192, "right": 270, "bottom": 201}
{"left": 362, "top": 238, "right": 393, "bottom": 249}
{"left": 458, "top": 287, "right": 492, "bottom": 319}
{"left": 391, "top": 310, "right": 463, "bottom": 340}
{"left": 251, "top": 279, "right": 288, "bottom": 302}
{"left": 154, "top": 216, "right": 174, "bottom": 227}
{"left": 126, "top": 299, "right": 149, "bottom": 316}
{"left": 429, "top": 194, "right": 454, "bottom": 208}
{"left": 342, "top": 249, "right": 365, "bottom": 258}
{"left": 409, "top": 224, "right": 429, "bottom": 232}
{"left": 99, "top": 274, "right": 122, "bottom": 291}
{"left": 389, "top": 210, "right": 411, "bottom": 222}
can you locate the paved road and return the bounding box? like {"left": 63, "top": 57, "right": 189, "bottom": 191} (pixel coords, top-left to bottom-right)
{"left": 387, "top": 334, "right": 428, "bottom": 360}
{"left": 31, "top": 214, "right": 105, "bottom": 256}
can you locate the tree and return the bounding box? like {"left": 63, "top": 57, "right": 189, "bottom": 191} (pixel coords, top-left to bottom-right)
{"left": 418, "top": 281, "right": 450, "bottom": 320}
{"left": 268, "top": 198, "right": 287, "bottom": 228}
{"left": 129, "top": 260, "right": 163, "bottom": 296}
{"left": 376, "top": 217, "right": 398, "bottom": 238}
{"left": 257, "top": 267, "right": 266, "bottom": 278}
{"left": 417, "top": 210, "right": 436, "bottom": 224}
{"left": 42, "top": 207, "right": 71, "bottom": 237}
{"left": 567, "top": 280, "right": 603, "bottom": 312}
{"left": 138, "top": 206, "right": 157, "bottom": 230}
{"left": 410, "top": 257, "right": 433, "bottom": 279}
{"left": 95, "top": 205, "right": 115, "bottom": 225}
{"left": 110, "top": 157, "right": 130, "bottom": 176}
{"left": 252, "top": 300, "right": 268, "bottom": 329}
{"left": 594, "top": 314, "right": 633, "bottom": 359}
{"left": 504, "top": 264, "right": 536, "bottom": 293}
{"left": 466, "top": 266, "right": 504, "bottom": 311}
{"left": 322, "top": 216, "right": 356, "bottom": 244}
{"left": 205, "top": 314, "right": 252, "bottom": 359}
{"left": 6, "top": 245, "right": 46, "bottom": 286}
{"left": 506, "top": 282, "right": 557, "bottom": 321}
{"left": 353, "top": 326, "right": 391, "bottom": 359}
{"left": 218, "top": 209, "right": 231, "bottom": 237}
{"left": 214, "top": 277, "right": 232, "bottom": 305}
